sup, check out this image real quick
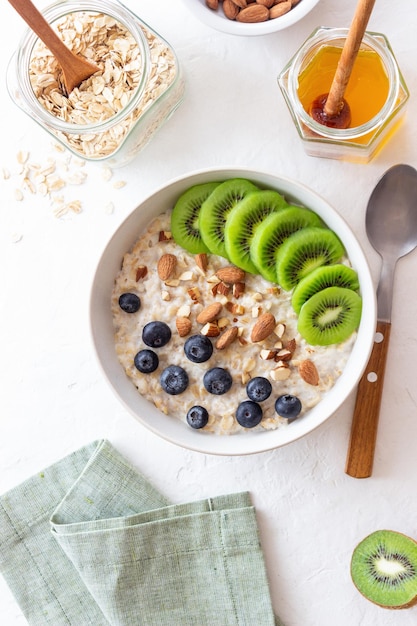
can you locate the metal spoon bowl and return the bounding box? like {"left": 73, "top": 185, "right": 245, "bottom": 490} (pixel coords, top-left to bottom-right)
{"left": 346, "top": 164, "right": 417, "bottom": 478}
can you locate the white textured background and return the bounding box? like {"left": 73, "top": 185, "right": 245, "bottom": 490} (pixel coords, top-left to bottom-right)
{"left": 1, "top": 0, "right": 417, "bottom": 624}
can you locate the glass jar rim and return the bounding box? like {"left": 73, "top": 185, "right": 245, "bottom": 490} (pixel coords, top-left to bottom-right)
{"left": 14, "top": 0, "right": 150, "bottom": 134}
{"left": 287, "top": 27, "right": 400, "bottom": 140}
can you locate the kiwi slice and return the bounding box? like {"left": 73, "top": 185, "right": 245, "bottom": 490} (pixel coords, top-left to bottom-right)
{"left": 276, "top": 226, "right": 345, "bottom": 291}
{"left": 171, "top": 182, "right": 220, "bottom": 254}
{"left": 199, "top": 178, "right": 259, "bottom": 259}
{"left": 224, "top": 190, "right": 287, "bottom": 273}
{"left": 351, "top": 530, "right": 417, "bottom": 609}
{"left": 292, "top": 263, "right": 360, "bottom": 314}
{"left": 250, "top": 206, "right": 325, "bottom": 283}
{"left": 297, "top": 286, "right": 362, "bottom": 345}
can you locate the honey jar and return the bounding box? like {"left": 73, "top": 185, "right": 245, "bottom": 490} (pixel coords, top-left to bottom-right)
{"left": 278, "top": 27, "right": 409, "bottom": 163}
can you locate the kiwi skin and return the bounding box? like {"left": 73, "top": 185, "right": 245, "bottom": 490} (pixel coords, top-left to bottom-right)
{"left": 291, "top": 263, "right": 360, "bottom": 314}
{"left": 351, "top": 530, "right": 417, "bottom": 609}
{"left": 297, "top": 286, "right": 362, "bottom": 346}
{"left": 170, "top": 182, "right": 219, "bottom": 254}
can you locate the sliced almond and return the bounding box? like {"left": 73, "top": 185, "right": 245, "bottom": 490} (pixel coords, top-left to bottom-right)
{"left": 225, "top": 302, "right": 245, "bottom": 315}
{"left": 260, "top": 349, "right": 277, "bottom": 360}
{"left": 157, "top": 253, "right": 177, "bottom": 281}
{"left": 233, "top": 282, "right": 245, "bottom": 298}
{"left": 195, "top": 253, "right": 208, "bottom": 272}
{"left": 216, "top": 266, "right": 246, "bottom": 284}
{"left": 275, "top": 348, "right": 292, "bottom": 362}
{"left": 216, "top": 281, "right": 231, "bottom": 296}
{"left": 201, "top": 321, "right": 220, "bottom": 337}
{"left": 176, "top": 316, "right": 192, "bottom": 337}
{"left": 298, "top": 359, "right": 319, "bottom": 386}
{"left": 270, "top": 362, "right": 291, "bottom": 381}
{"left": 216, "top": 326, "right": 239, "bottom": 350}
{"left": 274, "top": 322, "right": 286, "bottom": 339}
{"left": 196, "top": 302, "right": 223, "bottom": 324}
{"left": 135, "top": 265, "right": 148, "bottom": 281}
{"left": 251, "top": 312, "right": 276, "bottom": 342}
{"left": 187, "top": 286, "right": 201, "bottom": 302}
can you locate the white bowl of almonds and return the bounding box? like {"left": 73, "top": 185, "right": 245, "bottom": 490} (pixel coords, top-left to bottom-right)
{"left": 181, "top": 0, "right": 321, "bottom": 36}
{"left": 90, "top": 167, "right": 376, "bottom": 455}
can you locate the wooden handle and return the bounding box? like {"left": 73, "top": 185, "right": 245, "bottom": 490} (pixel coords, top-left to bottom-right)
{"left": 345, "top": 319, "right": 391, "bottom": 478}
{"left": 8, "top": 0, "right": 72, "bottom": 61}
{"left": 325, "top": 0, "right": 377, "bottom": 116}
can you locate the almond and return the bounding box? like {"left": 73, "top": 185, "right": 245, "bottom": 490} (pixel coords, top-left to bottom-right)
{"left": 206, "top": 0, "right": 219, "bottom": 9}
{"left": 196, "top": 302, "right": 223, "bottom": 324}
{"left": 187, "top": 286, "right": 201, "bottom": 302}
{"left": 225, "top": 302, "right": 245, "bottom": 315}
{"left": 251, "top": 312, "right": 276, "bottom": 342}
{"left": 216, "top": 281, "right": 231, "bottom": 296}
{"left": 232, "top": 0, "right": 247, "bottom": 7}
{"left": 201, "top": 321, "right": 220, "bottom": 337}
{"left": 223, "top": 0, "right": 240, "bottom": 19}
{"left": 270, "top": 1, "right": 291, "bottom": 18}
{"left": 257, "top": 0, "right": 274, "bottom": 7}
{"left": 195, "top": 253, "right": 208, "bottom": 272}
{"left": 176, "top": 317, "right": 192, "bottom": 337}
{"left": 236, "top": 4, "right": 269, "bottom": 21}
{"left": 158, "top": 230, "right": 172, "bottom": 242}
{"left": 216, "top": 326, "right": 239, "bottom": 350}
{"left": 216, "top": 266, "right": 246, "bottom": 284}
{"left": 157, "top": 253, "right": 177, "bottom": 281}
{"left": 270, "top": 362, "right": 291, "bottom": 381}
{"left": 135, "top": 265, "right": 148, "bottom": 281}
{"left": 298, "top": 359, "right": 319, "bottom": 386}
{"left": 232, "top": 281, "right": 245, "bottom": 298}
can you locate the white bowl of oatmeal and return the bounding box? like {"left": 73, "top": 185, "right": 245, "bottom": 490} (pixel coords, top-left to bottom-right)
{"left": 181, "top": 0, "right": 321, "bottom": 37}
{"left": 90, "top": 168, "right": 376, "bottom": 455}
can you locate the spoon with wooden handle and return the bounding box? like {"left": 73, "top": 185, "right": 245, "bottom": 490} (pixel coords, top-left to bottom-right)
{"left": 8, "top": 0, "right": 100, "bottom": 95}
{"left": 309, "top": 0, "right": 376, "bottom": 129}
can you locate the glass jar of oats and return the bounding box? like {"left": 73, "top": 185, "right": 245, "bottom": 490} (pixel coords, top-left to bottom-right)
{"left": 7, "top": 0, "right": 184, "bottom": 167}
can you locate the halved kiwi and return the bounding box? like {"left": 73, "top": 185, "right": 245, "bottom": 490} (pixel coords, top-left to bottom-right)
{"left": 199, "top": 178, "right": 259, "bottom": 259}
{"left": 351, "top": 530, "right": 417, "bottom": 609}
{"left": 171, "top": 182, "right": 220, "bottom": 254}
{"left": 250, "top": 206, "right": 325, "bottom": 283}
{"left": 224, "top": 190, "right": 287, "bottom": 273}
{"left": 292, "top": 264, "right": 360, "bottom": 314}
{"left": 276, "top": 226, "right": 345, "bottom": 291}
{"left": 297, "top": 286, "right": 362, "bottom": 345}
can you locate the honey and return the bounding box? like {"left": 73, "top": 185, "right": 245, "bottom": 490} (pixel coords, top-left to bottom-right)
{"left": 297, "top": 45, "right": 390, "bottom": 128}
{"left": 278, "top": 28, "right": 409, "bottom": 162}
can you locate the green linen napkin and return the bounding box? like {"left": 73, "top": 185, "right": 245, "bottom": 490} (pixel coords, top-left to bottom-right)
{"left": 0, "top": 439, "right": 282, "bottom": 626}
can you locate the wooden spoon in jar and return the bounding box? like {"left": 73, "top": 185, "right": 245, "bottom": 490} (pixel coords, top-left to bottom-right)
{"left": 309, "top": 0, "right": 377, "bottom": 129}
{"left": 8, "top": 0, "right": 100, "bottom": 95}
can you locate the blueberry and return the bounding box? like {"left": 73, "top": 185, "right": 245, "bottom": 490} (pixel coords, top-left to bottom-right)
{"left": 118, "top": 292, "right": 141, "bottom": 313}
{"left": 186, "top": 405, "right": 209, "bottom": 429}
{"left": 184, "top": 335, "right": 213, "bottom": 363}
{"left": 203, "top": 367, "right": 233, "bottom": 395}
{"left": 275, "top": 394, "right": 302, "bottom": 419}
{"left": 246, "top": 376, "right": 272, "bottom": 402}
{"left": 160, "top": 365, "right": 189, "bottom": 395}
{"left": 236, "top": 401, "right": 263, "bottom": 428}
{"left": 134, "top": 349, "right": 159, "bottom": 374}
{"left": 142, "top": 321, "right": 171, "bottom": 348}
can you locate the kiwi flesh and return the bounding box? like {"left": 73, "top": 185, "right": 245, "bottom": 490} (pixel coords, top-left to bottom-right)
{"left": 199, "top": 178, "right": 259, "bottom": 259}
{"left": 351, "top": 530, "right": 417, "bottom": 609}
{"left": 224, "top": 189, "right": 287, "bottom": 273}
{"left": 276, "top": 226, "right": 345, "bottom": 292}
{"left": 170, "top": 182, "right": 219, "bottom": 254}
{"left": 297, "top": 286, "right": 362, "bottom": 345}
{"left": 250, "top": 206, "right": 325, "bottom": 283}
{"left": 292, "top": 263, "right": 360, "bottom": 314}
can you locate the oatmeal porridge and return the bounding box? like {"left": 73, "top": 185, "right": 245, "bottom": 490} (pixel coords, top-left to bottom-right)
{"left": 111, "top": 209, "right": 358, "bottom": 435}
